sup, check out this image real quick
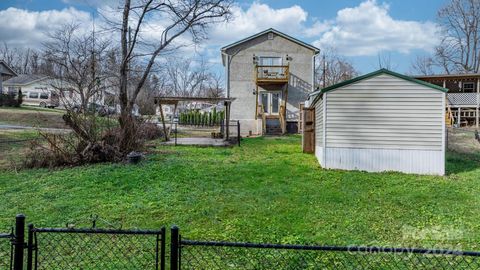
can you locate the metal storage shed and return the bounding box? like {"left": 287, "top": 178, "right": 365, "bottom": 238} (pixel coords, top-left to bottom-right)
{"left": 306, "top": 69, "right": 447, "bottom": 175}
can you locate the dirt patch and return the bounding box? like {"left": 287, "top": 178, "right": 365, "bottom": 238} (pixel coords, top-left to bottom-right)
{"left": 0, "top": 107, "right": 67, "bottom": 129}
{"left": 447, "top": 127, "right": 480, "bottom": 154}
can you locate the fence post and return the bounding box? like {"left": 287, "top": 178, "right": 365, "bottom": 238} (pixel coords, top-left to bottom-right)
{"left": 175, "top": 122, "right": 178, "bottom": 146}
{"left": 13, "top": 214, "right": 25, "bottom": 270}
{"left": 220, "top": 119, "right": 224, "bottom": 137}
{"left": 26, "top": 224, "right": 33, "bottom": 270}
{"left": 237, "top": 120, "right": 241, "bottom": 147}
{"left": 160, "top": 227, "right": 166, "bottom": 270}
{"left": 170, "top": 226, "right": 180, "bottom": 270}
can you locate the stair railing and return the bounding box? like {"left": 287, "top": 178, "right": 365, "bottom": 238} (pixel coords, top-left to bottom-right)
{"left": 259, "top": 104, "right": 266, "bottom": 135}
{"left": 446, "top": 99, "right": 454, "bottom": 126}
{"left": 279, "top": 104, "right": 286, "bottom": 134}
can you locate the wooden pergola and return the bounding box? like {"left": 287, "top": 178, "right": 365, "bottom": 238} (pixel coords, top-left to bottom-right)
{"left": 153, "top": 96, "right": 236, "bottom": 141}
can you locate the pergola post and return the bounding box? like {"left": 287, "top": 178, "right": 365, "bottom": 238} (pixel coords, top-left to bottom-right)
{"left": 159, "top": 103, "right": 169, "bottom": 141}
{"left": 224, "top": 101, "right": 231, "bottom": 140}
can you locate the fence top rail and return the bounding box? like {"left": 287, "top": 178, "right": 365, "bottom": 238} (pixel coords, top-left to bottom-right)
{"left": 180, "top": 239, "right": 480, "bottom": 257}
{"left": 32, "top": 226, "right": 165, "bottom": 235}
{"left": 0, "top": 233, "right": 13, "bottom": 238}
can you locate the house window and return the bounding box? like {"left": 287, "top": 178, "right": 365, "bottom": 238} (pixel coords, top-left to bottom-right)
{"left": 40, "top": 92, "right": 49, "bottom": 99}
{"left": 462, "top": 82, "right": 475, "bottom": 92}
{"left": 268, "top": 32, "right": 274, "bottom": 40}
{"left": 29, "top": 92, "right": 39, "bottom": 99}
{"left": 259, "top": 57, "right": 282, "bottom": 66}
{"left": 7, "top": 87, "right": 18, "bottom": 95}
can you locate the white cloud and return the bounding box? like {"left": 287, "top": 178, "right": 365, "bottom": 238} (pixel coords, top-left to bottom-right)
{"left": 312, "top": 0, "right": 439, "bottom": 56}
{"left": 208, "top": 2, "right": 312, "bottom": 47}
{"left": 0, "top": 7, "right": 92, "bottom": 48}
{"left": 0, "top": 1, "right": 439, "bottom": 64}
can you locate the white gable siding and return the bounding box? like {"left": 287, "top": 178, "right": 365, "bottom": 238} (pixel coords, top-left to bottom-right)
{"left": 315, "top": 97, "right": 324, "bottom": 165}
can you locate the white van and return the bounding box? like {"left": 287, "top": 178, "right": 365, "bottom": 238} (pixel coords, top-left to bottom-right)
{"left": 22, "top": 88, "right": 60, "bottom": 108}
{"left": 3, "top": 75, "right": 60, "bottom": 108}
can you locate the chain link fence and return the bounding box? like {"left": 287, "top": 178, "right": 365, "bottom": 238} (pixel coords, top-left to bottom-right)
{"left": 31, "top": 226, "right": 165, "bottom": 270}
{"left": 0, "top": 232, "right": 13, "bottom": 270}
{"left": 179, "top": 243, "right": 480, "bottom": 270}
{"left": 172, "top": 228, "right": 480, "bottom": 270}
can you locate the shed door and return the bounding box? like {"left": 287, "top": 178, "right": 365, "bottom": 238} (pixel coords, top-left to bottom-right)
{"left": 302, "top": 107, "right": 315, "bottom": 153}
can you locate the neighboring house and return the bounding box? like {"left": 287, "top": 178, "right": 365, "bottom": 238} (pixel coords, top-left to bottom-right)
{"left": 0, "top": 60, "right": 17, "bottom": 94}
{"left": 305, "top": 69, "right": 447, "bottom": 175}
{"left": 3, "top": 74, "right": 60, "bottom": 108}
{"left": 221, "top": 28, "right": 320, "bottom": 135}
{"left": 415, "top": 73, "right": 480, "bottom": 127}
{"left": 200, "top": 103, "right": 225, "bottom": 113}
{"left": 3, "top": 74, "right": 112, "bottom": 109}
{"left": 184, "top": 101, "right": 212, "bottom": 111}
{"left": 156, "top": 104, "right": 174, "bottom": 120}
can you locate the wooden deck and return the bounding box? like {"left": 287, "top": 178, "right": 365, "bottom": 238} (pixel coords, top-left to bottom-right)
{"left": 255, "top": 65, "right": 289, "bottom": 85}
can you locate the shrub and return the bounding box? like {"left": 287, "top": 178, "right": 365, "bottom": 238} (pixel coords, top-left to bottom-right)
{"left": 0, "top": 93, "right": 19, "bottom": 107}
{"left": 137, "top": 122, "right": 164, "bottom": 140}
{"left": 16, "top": 90, "right": 23, "bottom": 107}
{"left": 23, "top": 112, "right": 162, "bottom": 169}
{"left": 23, "top": 131, "right": 123, "bottom": 168}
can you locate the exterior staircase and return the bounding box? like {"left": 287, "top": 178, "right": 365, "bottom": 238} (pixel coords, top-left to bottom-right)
{"left": 446, "top": 102, "right": 454, "bottom": 127}
{"left": 266, "top": 118, "right": 282, "bottom": 135}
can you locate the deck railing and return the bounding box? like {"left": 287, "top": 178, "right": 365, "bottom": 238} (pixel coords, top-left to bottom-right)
{"left": 447, "top": 93, "right": 479, "bottom": 106}
{"left": 255, "top": 65, "right": 289, "bottom": 83}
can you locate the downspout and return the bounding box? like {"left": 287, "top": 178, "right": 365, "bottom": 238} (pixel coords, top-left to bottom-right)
{"left": 312, "top": 51, "right": 320, "bottom": 92}
{"left": 222, "top": 52, "right": 230, "bottom": 98}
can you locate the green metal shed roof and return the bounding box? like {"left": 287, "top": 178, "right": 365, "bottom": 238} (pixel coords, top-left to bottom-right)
{"left": 310, "top": 69, "right": 448, "bottom": 105}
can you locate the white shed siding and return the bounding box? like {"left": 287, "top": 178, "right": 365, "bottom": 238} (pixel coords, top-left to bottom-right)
{"left": 315, "top": 98, "right": 324, "bottom": 165}
{"left": 324, "top": 148, "right": 444, "bottom": 175}
{"left": 317, "top": 73, "right": 445, "bottom": 175}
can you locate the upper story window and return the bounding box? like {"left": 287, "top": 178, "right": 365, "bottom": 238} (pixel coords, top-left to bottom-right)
{"left": 259, "top": 57, "right": 282, "bottom": 66}
{"left": 462, "top": 82, "right": 475, "bottom": 92}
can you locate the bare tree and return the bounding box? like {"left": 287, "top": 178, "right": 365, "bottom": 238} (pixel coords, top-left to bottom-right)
{"left": 376, "top": 52, "right": 397, "bottom": 70}
{"left": 114, "top": 0, "right": 232, "bottom": 150}
{"left": 0, "top": 43, "right": 40, "bottom": 74}
{"left": 411, "top": 55, "right": 436, "bottom": 75}
{"left": 43, "top": 23, "right": 110, "bottom": 111}
{"left": 436, "top": 0, "right": 480, "bottom": 73}
{"left": 203, "top": 72, "right": 224, "bottom": 98}
{"left": 163, "top": 57, "right": 210, "bottom": 97}
{"left": 315, "top": 48, "right": 359, "bottom": 88}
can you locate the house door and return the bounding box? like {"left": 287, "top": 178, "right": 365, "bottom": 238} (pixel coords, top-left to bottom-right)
{"left": 260, "top": 92, "right": 281, "bottom": 116}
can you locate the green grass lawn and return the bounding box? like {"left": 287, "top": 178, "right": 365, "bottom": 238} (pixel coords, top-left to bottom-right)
{"left": 0, "top": 136, "right": 480, "bottom": 251}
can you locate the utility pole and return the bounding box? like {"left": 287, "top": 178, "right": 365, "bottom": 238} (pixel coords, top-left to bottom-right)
{"left": 322, "top": 54, "right": 326, "bottom": 89}
{"left": 91, "top": 12, "right": 96, "bottom": 104}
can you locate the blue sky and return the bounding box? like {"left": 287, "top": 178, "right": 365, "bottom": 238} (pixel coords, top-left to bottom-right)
{"left": 0, "top": 0, "right": 447, "bottom": 74}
